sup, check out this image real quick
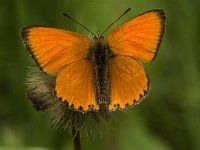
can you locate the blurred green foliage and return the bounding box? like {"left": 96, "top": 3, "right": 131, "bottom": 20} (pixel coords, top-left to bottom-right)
{"left": 0, "top": 0, "right": 200, "bottom": 150}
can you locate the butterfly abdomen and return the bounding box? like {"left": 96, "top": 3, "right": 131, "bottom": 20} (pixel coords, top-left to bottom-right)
{"left": 88, "top": 37, "right": 114, "bottom": 105}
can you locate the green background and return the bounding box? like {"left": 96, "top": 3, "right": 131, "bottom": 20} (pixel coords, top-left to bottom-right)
{"left": 0, "top": 0, "right": 200, "bottom": 150}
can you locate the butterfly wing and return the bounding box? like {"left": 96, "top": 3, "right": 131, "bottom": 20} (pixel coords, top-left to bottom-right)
{"left": 22, "top": 27, "right": 98, "bottom": 111}
{"left": 55, "top": 59, "right": 98, "bottom": 111}
{"left": 109, "top": 56, "right": 149, "bottom": 111}
{"left": 21, "top": 26, "right": 92, "bottom": 74}
{"left": 107, "top": 10, "right": 165, "bottom": 110}
{"left": 107, "top": 9, "right": 165, "bottom": 62}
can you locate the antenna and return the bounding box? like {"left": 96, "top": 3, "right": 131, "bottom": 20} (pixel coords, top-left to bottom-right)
{"left": 101, "top": 8, "right": 131, "bottom": 36}
{"left": 62, "top": 12, "right": 96, "bottom": 36}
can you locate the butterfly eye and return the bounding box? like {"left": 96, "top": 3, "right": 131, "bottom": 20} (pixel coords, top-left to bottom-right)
{"left": 93, "top": 36, "right": 97, "bottom": 40}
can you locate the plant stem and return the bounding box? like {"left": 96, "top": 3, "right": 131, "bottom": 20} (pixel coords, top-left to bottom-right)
{"left": 72, "top": 127, "right": 81, "bottom": 150}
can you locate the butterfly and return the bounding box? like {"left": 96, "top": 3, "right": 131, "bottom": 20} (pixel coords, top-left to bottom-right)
{"left": 21, "top": 9, "right": 165, "bottom": 112}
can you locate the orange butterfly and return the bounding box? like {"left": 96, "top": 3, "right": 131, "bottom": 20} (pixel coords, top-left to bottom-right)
{"left": 21, "top": 9, "right": 165, "bottom": 112}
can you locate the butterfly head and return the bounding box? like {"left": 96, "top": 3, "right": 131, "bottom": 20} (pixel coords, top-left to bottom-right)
{"left": 93, "top": 31, "right": 104, "bottom": 41}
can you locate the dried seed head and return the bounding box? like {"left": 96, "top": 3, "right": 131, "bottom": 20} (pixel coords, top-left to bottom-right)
{"left": 26, "top": 66, "right": 111, "bottom": 136}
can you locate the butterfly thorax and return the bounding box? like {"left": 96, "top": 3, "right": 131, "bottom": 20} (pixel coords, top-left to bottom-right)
{"left": 88, "top": 37, "right": 114, "bottom": 105}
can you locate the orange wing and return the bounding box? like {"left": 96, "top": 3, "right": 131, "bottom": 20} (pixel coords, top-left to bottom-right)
{"left": 107, "top": 9, "right": 165, "bottom": 62}
{"left": 21, "top": 26, "right": 92, "bottom": 74}
{"left": 21, "top": 27, "right": 98, "bottom": 111}
{"left": 55, "top": 59, "right": 98, "bottom": 111}
{"left": 109, "top": 56, "right": 149, "bottom": 111}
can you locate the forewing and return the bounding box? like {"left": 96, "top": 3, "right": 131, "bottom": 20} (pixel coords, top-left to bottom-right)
{"left": 21, "top": 26, "right": 92, "bottom": 74}
{"left": 107, "top": 9, "right": 165, "bottom": 62}
{"left": 109, "top": 56, "right": 149, "bottom": 111}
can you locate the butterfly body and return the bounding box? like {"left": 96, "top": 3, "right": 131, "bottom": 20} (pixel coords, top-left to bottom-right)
{"left": 22, "top": 9, "right": 165, "bottom": 112}
{"left": 88, "top": 36, "right": 114, "bottom": 105}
